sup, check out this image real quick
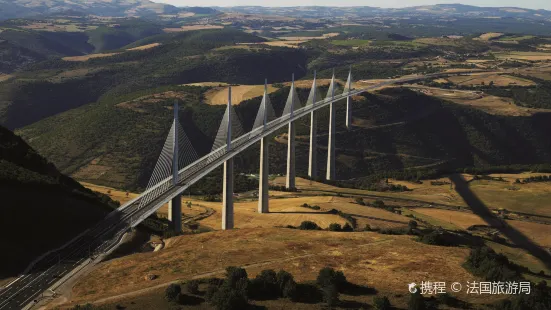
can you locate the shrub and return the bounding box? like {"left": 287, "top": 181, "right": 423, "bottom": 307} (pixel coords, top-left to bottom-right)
{"left": 364, "top": 224, "right": 372, "bottom": 231}
{"left": 316, "top": 267, "right": 347, "bottom": 291}
{"left": 342, "top": 223, "right": 353, "bottom": 232}
{"left": 408, "top": 288, "right": 426, "bottom": 310}
{"left": 276, "top": 270, "right": 296, "bottom": 298}
{"left": 249, "top": 269, "right": 278, "bottom": 300}
{"left": 408, "top": 220, "right": 418, "bottom": 229}
{"left": 355, "top": 197, "right": 366, "bottom": 205}
{"left": 210, "top": 284, "right": 248, "bottom": 310}
{"left": 225, "top": 266, "right": 248, "bottom": 290}
{"left": 165, "top": 283, "right": 181, "bottom": 302}
{"left": 322, "top": 284, "right": 339, "bottom": 307}
{"left": 328, "top": 223, "right": 342, "bottom": 231}
{"left": 299, "top": 221, "right": 320, "bottom": 230}
{"left": 372, "top": 200, "right": 385, "bottom": 208}
{"left": 463, "top": 246, "right": 519, "bottom": 281}
{"left": 186, "top": 279, "right": 200, "bottom": 295}
{"left": 373, "top": 296, "right": 391, "bottom": 310}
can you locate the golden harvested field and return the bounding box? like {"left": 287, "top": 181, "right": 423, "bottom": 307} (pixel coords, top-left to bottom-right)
{"left": 414, "top": 208, "right": 486, "bottom": 230}
{"left": 476, "top": 32, "right": 504, "bottom": 41}
{"left": 62, "top": 53, "right": 119, "bottom": 62}
{"left": 495, "top": 51, "right": 551, "bottom": 61}
{"left": 181, "top": 196, "right": 348, "bottom": 230}
{"left": 204, "top": 84, "right": 279, "bottom": 105}
{"left": 446, "top": 74, "right": 536, "bottom": 87}
{"left": 163, "top": 25, "right": 223, "bottom": 32}
{"left": 439, "top": 92, "right": 542, "bottom": 116}
{"left": 83, "top": 182, "right": 138, "bottom": 205}
{"left": 278, "top": 32, "right": 339, "bottom": 41}
{"left": 127, "top": 43, "right": 160, "bottom": 51}
{"left": 0, "top": 74, "right": 12, "bottom": 82}
{"left": 66, "top": 228, "right": 497, "bottom": 308}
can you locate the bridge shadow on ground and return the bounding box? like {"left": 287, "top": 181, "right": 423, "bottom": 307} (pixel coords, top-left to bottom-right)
{"left": 449, "top": 174, "right": 551, "bottom": 270}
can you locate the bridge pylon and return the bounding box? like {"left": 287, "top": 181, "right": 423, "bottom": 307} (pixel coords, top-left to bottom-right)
{"left": 168, "top": 100, "right": 183, "bottom": 232}
{"left": 344, "top": 66, "right": 354, "bottom": 130}
{"left": 326, "top": 69, "right": 336, "bottom": 181}
{"left": 222, "top": 87, "right": 235, "bottom": 230}
{"left": 285, "top": 74, "right": 301, "bottom": 190}
{"left": 258, "top": 80, "right": 270, "bottom": 213}
{"left": 307, "top": 70, "right": 320, "bottom": 179}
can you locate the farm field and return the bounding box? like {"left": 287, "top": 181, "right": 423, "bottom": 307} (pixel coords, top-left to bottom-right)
{"left": 163, "top": 25, "right": 223, "bottom": 32}
{"left": 62, "top": 53, "right": 119, "bottom": 61}
{"left": 203, "top": 84, "right": 279, "bottom": 105}
{"left": 444, "top": 73, "right": 535, "bottom": 87}
{"left": 494, "top": 51, "right": 551, "bottom": 61}
{"left": 476, "top": 32, "right": 504, "bottom": 41}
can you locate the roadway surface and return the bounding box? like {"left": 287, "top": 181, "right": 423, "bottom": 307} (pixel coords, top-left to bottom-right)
{"left": 0, "top": 71, "right": 472, "bottom": 310}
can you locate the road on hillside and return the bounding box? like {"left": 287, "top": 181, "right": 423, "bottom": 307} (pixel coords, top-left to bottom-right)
{"left": 0, "top": 70, "right": 482, "bottom": 310}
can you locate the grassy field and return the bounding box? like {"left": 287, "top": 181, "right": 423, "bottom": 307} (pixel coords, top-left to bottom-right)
{"left": 494, "top": 51, "right": 551, "bottom": 61}
{"left": 331, "top": 39, "right": 371, "bottom": 47}
{"left": 445, "top": 73, "right": 535, "bottom": 87}
{"left": 204, "top": 84, "right": 279, "bottom": 105}
{"left": 411, "top": 86, "right": 543, "bottom": 116}
{"left": 163, "top": 25, "right": 223, "bottom": 32}
{"left": 62, "top": 53, "right": 119, "bottom": 61}
{"left": 66, "top": 228, "right": 498, "bottom": 309}
{"left": 127, "top": 43, "right": 161, "bottom": 51}
{"left": 476, "top": 32, "right": 504, "bottom": 41}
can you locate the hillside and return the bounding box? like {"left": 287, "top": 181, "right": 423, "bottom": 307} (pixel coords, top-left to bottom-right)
{"left": 0, "top": 125, "right": 117, "bottom": 280}
{"left": 14, "top": 85, "right": 551, "bottom": 192}
{"left": 0, "top": 0, "right": 209, "bottom": 20}
{"left": 0, "top": 29, "right": 303, "bottom": 130}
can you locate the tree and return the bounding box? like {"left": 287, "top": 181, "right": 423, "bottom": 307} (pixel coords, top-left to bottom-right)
{"left": 186, "top": 280, "right": 200, "bottom": 294}
{"left": 316, "top": 267, "right": 347, "bottom": 290}
{"left": 408, "top": 220, "right": 418, "bottom": 230}
{"left": 408, "top": 288, "right": 426, "bottom": 310}
{"left": 322, "top": 284, "right": 339, "bottom": 308}
{"left": 372, "top": 200, "right": 385, "bottom": 208}
{"left": 342, "top": 223, "right": 353, "bottom": 232}
{"left": 373, "top": 296, "right": 391, "bottom": 310}
{"left": 299, "top": 221, "right": 320, "bottom": 230}
{"left": 276, "top": 270, "right": 297, "bottom": 299}
{"left": 165, "top": 283, "right": 181, "bottom": 302}
{"left": 328, "top": 223, "right": 342, "bottom": 231}
{"left": 249, "top": 269, "right": 278, "bottom": 299}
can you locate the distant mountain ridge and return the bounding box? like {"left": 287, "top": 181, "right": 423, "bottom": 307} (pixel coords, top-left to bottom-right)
{"left": 216, "top": 4, "right": 551, "bottom": 20}
{"left": 0, "top": 0, "right": 215, "bottom": 20}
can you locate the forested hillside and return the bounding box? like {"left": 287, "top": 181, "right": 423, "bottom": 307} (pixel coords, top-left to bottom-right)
{"left": 0, "top": 125, "right": 117, "bottom": 279}
{"left": 0, "top": 29, "right": 305, "bottom": 129}
{"left": 16, "top": 86, "right": 551, "bottom": 192}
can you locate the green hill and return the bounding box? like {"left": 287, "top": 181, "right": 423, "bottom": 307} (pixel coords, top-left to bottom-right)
{"left": 15, "top": 86, "right": 551, "bottom": 192}
{"left": 0, "top": 125, "right": 118, "bottom": 279}
{"left": 0, "top": 29, "right": 303, "bottom": 129}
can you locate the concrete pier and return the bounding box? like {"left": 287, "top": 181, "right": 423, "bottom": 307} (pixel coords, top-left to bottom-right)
{"left": 286, "top": 121, "right": 296, "bottom": 189}
{"left": 169, "top": 100, "right": 182, "bottom": 232}
{"left": 286, "top": 74, "right": 296, "bottom": 190}
{"left": 308, "top": 110, "right": 317, "bottom": 179}
{"left": 326, "top": 102, "right": 336, "bottom": 180}
{"left": 346, "top": 96, "right": 351, "bottom": 130}
{"left": 326, "top": 73, "right": 336, "bottom": 181}
{"left": 222, "top": 87, "right": 234, "bottom": 230}
{"left": 258, "top": 136, "right": 269, "bottom": 213}
{"left": 222, "top": 158, "right": 234, "bottom": 230}
{"left": 168, "top": 196, "right": 182, "bottom": 232}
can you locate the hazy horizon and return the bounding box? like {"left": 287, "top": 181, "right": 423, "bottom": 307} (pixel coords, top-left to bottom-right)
{"left": 151, "top": 0, "right": 551, "bottom": 11}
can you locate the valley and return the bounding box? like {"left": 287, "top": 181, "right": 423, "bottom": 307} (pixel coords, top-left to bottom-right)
{"left": 1, "top": 2, "right": 551, "bottom": 310}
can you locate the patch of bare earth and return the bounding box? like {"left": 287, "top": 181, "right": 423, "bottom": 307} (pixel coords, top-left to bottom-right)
{"left": 62, "top": 53, "right": 119, "bottom": 62}
{"left": 127, "top": 43, "right": 161, "bottom": 51}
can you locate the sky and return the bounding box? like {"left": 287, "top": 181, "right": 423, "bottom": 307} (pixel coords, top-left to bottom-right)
{"left": 151, "top": 0, "right": 551, "bottom": 10}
